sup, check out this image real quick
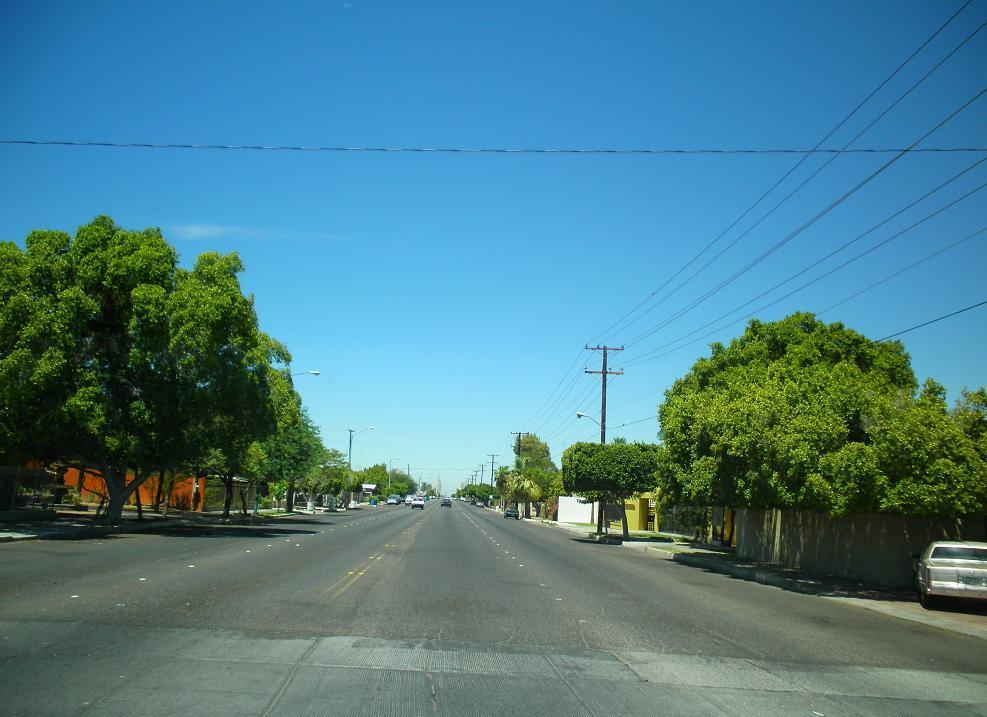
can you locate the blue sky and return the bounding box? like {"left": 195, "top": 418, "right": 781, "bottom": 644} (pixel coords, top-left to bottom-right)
{"left": 2, "top": 1, "right": 985, "bottom": 491}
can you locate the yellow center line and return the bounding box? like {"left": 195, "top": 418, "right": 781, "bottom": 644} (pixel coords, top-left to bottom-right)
{"left": 325, "top": 505, "right": 433, "bottom": 598}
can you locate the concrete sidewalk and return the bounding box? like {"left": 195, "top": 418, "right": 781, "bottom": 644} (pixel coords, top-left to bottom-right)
{"left": 536, "top": 518, "right": 987, "bottom": 642}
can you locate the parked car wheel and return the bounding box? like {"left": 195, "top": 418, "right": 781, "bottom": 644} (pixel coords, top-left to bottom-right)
{"left": 918, "top": 589, "right": 939, "bottom": 610}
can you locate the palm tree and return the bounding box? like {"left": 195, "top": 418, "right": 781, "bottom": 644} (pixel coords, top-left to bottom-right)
{"left": 507, "top": 457, "right": 543, "bottom": 519}
{"left": 495, "top": 466, "right": 511, "bottom": 509}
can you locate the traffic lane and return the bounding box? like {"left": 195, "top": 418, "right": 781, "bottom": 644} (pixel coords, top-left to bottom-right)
{"left": 304, "top": 499, "right": 645, "bottom": 647}
{"left": 466, "top": 505, "right": 987, "bottom": 673}
{"left": 0, "top": 505, "right": 401, "bottom": 593}
{"left": 216, "top": 501, "right": 443, "bottom": 632}
{"left": 0, "top": 504, "right": 422, "bottom": 631}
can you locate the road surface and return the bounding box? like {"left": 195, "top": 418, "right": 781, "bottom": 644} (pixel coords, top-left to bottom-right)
{"left": 2, "top": 501, "right": 985, "bottom": 715}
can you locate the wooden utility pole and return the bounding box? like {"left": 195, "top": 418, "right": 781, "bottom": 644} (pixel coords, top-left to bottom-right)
{"left": 511, "top": 432, "right": 529, "bottom": 459}
{"left": 585, "top": 346, "right": 623, "bottom": 444}
{"left": 586, "top": 345, "right": 623, "bottom": 534}
{"left": 488, "top": 454, "right": 497, "bottom": 491}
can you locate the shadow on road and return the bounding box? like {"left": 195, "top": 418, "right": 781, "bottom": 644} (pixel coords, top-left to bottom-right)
{"left": 146, "top": 525, "right": 321, "bottom": 539}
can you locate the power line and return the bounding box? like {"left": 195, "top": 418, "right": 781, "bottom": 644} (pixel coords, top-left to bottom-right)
{"left": 615, "top": 18, "right": 987, "bottom": 349}
{"left": 609, "top": 415, "right": 660, "bottom": 430}
{"left": 817, "top": 229, "right": 986, "bottom": 316}
{"left": 522, "top": 348, "right": 586, "bottom": 428}
{"left": 587, "top": 1, "right": 980, "bottom": 347}
{"left": 622, "top": 83, "right": 987, "bottom": 351}
{"left": 517, "top": 4, "right": 980, "bottom": 445}
{"left": 873, "top": 299, "right": 987, "bottom": 342}
{"left": 538, "top": 381, "right": 601, "bottom": 443}
{"left": 530, "top": 369, "right": 597, "bottom": 436}
{"left": 622, "top": 165, "right": 987, "bottom": 365}
{"left": 1, "top": 138, "right": 984, "bottom": 155}
{"left": 623, "top": 223, "right": 987, "bottom": 368}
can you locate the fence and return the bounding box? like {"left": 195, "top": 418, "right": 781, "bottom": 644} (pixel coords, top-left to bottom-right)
{"left": 735, "top": 508, "right": 987, "bottom": 589}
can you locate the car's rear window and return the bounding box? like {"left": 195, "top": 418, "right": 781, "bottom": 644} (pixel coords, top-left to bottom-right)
{"left": 931, "top": 546, "right": 987, "bottom": 561}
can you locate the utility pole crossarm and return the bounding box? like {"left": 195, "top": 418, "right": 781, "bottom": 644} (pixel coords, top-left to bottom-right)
{"left": 585, "top": 345, "right": 624, "bottom": 444}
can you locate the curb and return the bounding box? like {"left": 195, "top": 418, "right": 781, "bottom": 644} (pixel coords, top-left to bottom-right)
{"left": 667, "top": 551, "right": 987, "bottom": 642}
{"left": 671, "top": 552, "right": 807, "bottom": 592}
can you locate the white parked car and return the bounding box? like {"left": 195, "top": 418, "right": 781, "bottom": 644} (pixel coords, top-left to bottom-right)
{"left": 404, "top": 495, "right": 414, "bottom": 506}
{"left": 913, "top": 541, "right": 987, "bottom": 609}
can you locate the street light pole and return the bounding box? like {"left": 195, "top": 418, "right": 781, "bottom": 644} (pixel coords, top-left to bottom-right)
{"left": 389, "top": 457, "right": 399, "bottom": 495}
{"left": 347, "top": 426, "right": 375, "bottom": 470}
{"left": 577, "top": 411, "right": 607, "bottom": 533}
{"left": 281, "top": 370, "right": 319, "bottom": 512}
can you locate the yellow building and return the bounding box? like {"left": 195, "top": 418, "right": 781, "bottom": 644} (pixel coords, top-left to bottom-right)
{"left": 607, "top": 492, "right": 657, "bottom": 532}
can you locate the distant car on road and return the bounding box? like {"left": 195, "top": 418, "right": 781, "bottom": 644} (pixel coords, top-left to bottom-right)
{"left": 411, "top": 495, "right": 425, "bottom": 510}
{"left": 440, "top": 497, "right": 452, "bottom": 507}
{"left": 504, "top": 506, "right": 520, "bottom": 520}
{"left": 914, "top": 541, "right": 987, "bottom": 609}
{"left": 386, "top": 495, "right": 401, "bottom": 505}
{"left": 404, "top": 495, "right": 414, "bottom": 506}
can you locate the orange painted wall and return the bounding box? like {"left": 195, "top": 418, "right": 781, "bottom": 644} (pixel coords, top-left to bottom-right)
{"left": 61, "top": 467, "right": 206, "bottom": 511}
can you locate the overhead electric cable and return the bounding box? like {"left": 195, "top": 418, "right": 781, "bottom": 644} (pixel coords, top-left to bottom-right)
{"left": 622, "top": 84, "right": 987, "bottom": 351}
{"left": 873, "top": 299, "right": 987, "bottom": 342}
{"left": 529, "top": 366, "right": 590, "bottom": 434}
{"left": 0, "top": 139, "right": 983, "bottom": 155}
{"left": 521, "top": 348, "right": 587, "bottom": 427}
{"left": 817, "top": 230, "right": 986, "bottom": 316}
{"left": 623, "top": 162, "right": 987, "bottom": 363}
{"left": 615, "top": 18, "right": 987, "bottom": 347}
{"left": 623, "top": 221, "right": 987, "bottom": 367}
{"left": 587, "top": 0, "right": 979, "bottom": 346}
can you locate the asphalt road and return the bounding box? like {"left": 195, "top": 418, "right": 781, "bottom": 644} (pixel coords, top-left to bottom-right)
{"left": 2, "top": 501, "right": 986, "bottom": 716}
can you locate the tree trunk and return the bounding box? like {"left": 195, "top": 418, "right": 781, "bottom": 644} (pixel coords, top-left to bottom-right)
{"left": 152, "top": 469, "right": 164, "bottom": 512}
{"left": 523, "top": 501, "right": 531, "bottom": 519}
{"left": 162, "top": 474, "right": 171, "bottom": 518}
{"left": 99, "top": 464, "right": 131, "bottom": 525}
{"left": 619, "top": 497, "right": 629, "bottom": 541}
{"left": 285, "top": 481, "right": 296, "bottom": 512}
{"left": 100, "top": 465, "right": 151, "bottom": 524}
{"left": 596, "top": 498, "right": 604, "bottom": 535}
{"left": 222, "top": 475, "right": 234, "bottom": 519}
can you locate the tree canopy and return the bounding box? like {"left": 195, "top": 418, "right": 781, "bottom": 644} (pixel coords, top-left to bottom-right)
{"left": 515, "top": 433, "right": 558, "bottom": 472}
{"left": 657, "top": 312, "right": 987, "bottom": 517}
{"left": 562, "top": 441, "right": 659, "bottom": 537}
{"left": 0, "top": 216, "right": 309, "bottom": 522}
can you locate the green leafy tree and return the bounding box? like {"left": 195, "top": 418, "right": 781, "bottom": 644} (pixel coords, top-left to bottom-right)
{"left": 658, "top": 313, "right": 987, "bottom": 517}
{"left": 2, "top": 217, "right": 190, "bottom": 523}
{"left": 515, "top": 434, "right": 558, "bottom": 472}
{"left": 300, "top": 448, "right": 347, "bottom": 504}
{"left": 258, "top": 408, "right": 325, "bottom": 514}
{"left": 175, "top": 252, "right": 294, "bottom": 518}
{"left": 0, "top": 217, "right": 302, "bottom": 523}
{"left": 562, "top": 441, "right": 658, "bottom": 538}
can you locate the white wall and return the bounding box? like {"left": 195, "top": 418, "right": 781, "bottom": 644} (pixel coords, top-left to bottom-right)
{"left": 557, "top": 495, "right": 596, "bottom": 524}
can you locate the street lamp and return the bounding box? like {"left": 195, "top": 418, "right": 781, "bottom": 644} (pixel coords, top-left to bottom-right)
{"left": 389, "top": 457, "right": 400, "bottom": 494}
{"left": 576, "top": 411, "right": 601, "bottom": 427}
{"left": 348, "top": 426, "right": 375, "bottom": 470}
{"left": 292, "top": 370, "right": 321, "bottom": 377}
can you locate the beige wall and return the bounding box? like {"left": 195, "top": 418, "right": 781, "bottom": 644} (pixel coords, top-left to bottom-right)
{"left": 736, "top": 508, "right": 987, "bottom": 589}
